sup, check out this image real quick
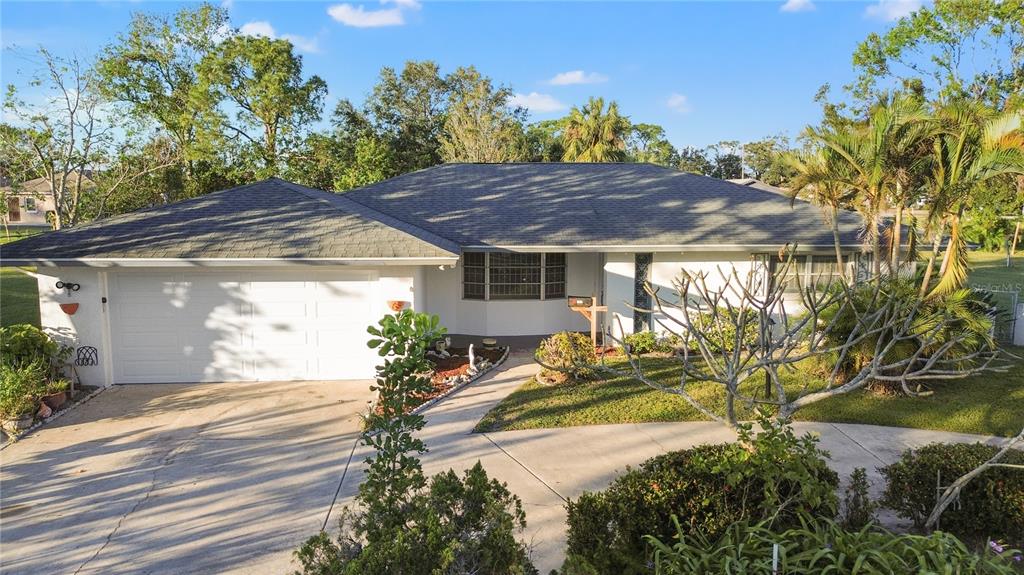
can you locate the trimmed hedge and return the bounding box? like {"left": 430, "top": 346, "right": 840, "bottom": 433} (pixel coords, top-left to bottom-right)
{"left": 881, "top": 442, "right": 1024, "bottom": 545}
{"left": 562, "top": 422, "right": 839, "bottom": 574}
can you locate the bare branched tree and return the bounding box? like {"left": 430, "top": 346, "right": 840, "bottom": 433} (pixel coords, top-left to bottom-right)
{"left": 589, "top": 249, "right": 1008, "bottom": 430}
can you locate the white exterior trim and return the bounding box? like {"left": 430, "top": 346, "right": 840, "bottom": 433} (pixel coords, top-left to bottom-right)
{"left": 462, "top": 244, "right": 863, "bottom": 253}
{"left": 10, "top": 257, "right": 459, "bottom": 268}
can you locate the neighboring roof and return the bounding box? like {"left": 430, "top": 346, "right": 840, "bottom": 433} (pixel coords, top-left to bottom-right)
{"left": 726, "top": 178, "right": 790, "bottom": 196}
{"left": 1, "top": 171, "right": 94, "bottom": 196}
{"left": 344, "top": 163, "right": 864, "bottom": 250}
{"left": 1, "top": 178, "right": 459, "bottom": 264}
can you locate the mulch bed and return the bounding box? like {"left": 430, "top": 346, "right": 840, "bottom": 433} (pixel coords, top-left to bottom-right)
{"left": 372, "top": 347, "right": 509, "bottom": 415}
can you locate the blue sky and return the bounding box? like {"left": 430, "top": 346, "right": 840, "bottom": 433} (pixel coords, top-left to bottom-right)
{"left": 1, "top": 0, "right": 924, "bottom": 148}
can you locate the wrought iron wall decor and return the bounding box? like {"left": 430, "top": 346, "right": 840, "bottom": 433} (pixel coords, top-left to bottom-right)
{"left": 75, "top": 346, "right": 99, "bottom": 367}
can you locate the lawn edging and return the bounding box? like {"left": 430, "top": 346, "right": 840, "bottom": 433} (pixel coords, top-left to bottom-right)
{"left": 1, "top": 385, "right": 108, "bottom": 449}
{"left": 412, "top": 345, "right": 511, "bottom": 415}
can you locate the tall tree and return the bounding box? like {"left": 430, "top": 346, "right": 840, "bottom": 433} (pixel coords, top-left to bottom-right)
{"left": 338, "top": 135, "right": 395, "bottom": 191}
{"left": 706, "top": 140, "right": 743, "bottom": 179}
{"left": 676, "top": 146, "right": 714, "bottom": 175}
{"left": 96, "top": 3, "right": 229, "bottom": 198}
{"left": 200, "top": 35, "right": 327, "bottom": 179}
{"left": 364, "top": 61, "right": 449, "bottom": 174}
{"left": 440, "top": 67, "right": 527, "bottom": 163}
{"left": 525, "top": 119, "right": 566, "bottom": 162}
{"left": 743, "top": 135, "right": 792, "bottom": 185}
{"left": 921, "top": 103, "right": 1024, "bottom": 296}
{"left": 561, "top": 97, "right": 630, "bottom": 162}
{"left": 851, "top": 0, "right": 1024, "bottom": 107}
{"left": 627, "top": 123, "right": 678, "bottom": 166}
{"left": 3, "top": 50, "right": 176, "bottom": 228}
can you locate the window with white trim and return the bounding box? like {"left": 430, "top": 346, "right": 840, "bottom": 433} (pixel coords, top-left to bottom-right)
{"left": 23, "top": 197, "right": 37, "bottom": 213}
{"left": 781, "top": 254, "right": 846, "bottom": 293}
{"left": 462, "top": 252, "right": 567, "bottom": 300}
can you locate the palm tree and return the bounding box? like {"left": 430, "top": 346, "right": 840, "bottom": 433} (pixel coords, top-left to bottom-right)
{"left": 806, "top": 92, "right": 929, "bottom": 278}
{"left": 782, "top": 146, "right": 858, "bottom": 279}
{"left": 920, "top": 103, "right": 1024, "bottom": 297}
{"left": 561, "top": 97, "right": 630, "bottom": 162}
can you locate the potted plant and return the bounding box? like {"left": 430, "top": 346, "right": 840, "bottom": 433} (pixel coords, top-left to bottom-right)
{"left": 0, "top": 363, "right": 44, "bottom": 433}
{"left": 42, "top": 378, "right": 71, "bottom": 410}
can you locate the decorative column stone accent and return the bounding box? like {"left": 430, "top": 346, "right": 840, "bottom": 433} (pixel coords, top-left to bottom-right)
{"left": 634, "top": 253, "right": 653, "bottom": 333}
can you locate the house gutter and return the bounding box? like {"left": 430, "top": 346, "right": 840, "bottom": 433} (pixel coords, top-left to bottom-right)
{"left": 460, "top": 244, "right": 866, "bottom": 253}
{"left": 1, "top": 257, "right": 461, "bottom": 268}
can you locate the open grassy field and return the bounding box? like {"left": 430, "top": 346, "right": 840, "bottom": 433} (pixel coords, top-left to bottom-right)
{"left": 966, "top": 250, "right": 1023, "bottom": 297}
{"left": 1, "top": 229, "right": 41, "bottom": 328}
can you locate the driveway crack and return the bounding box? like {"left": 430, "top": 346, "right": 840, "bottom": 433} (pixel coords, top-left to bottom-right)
{"left": 72, "top": 400, "right": 251, "bottom": 574}
{"left": 482, "top": 433, "right": 566, "bottom": 503}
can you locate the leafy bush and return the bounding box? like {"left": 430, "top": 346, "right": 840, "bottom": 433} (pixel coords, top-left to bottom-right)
{"left": 0, "top": 324, "right": 71, "bottom": 368}
{"left": 0, "top": 362, "right": 47, "bottom": 419}
{"left": 294, "top": 462, "right": 537, "bottom": 575}
{"left": 561, "top": 419, "right": 838, "bottom": 574}
{"left": 838, "top": 467, "right": 877, "bottom": 530}
{"left": 881, "top": 442, "right": 1024, "bottom": 544}
{"left": 535, "top": 332, "right": 596, "bottom": 382}
{"left": 647, "top": 516, "right": 1022, "bottom": 574}
{"left": 622, "top": 330, "right": 679, "bottom": 355}
{"left": 689, "top": 307, "right": 760, "bottom": 353}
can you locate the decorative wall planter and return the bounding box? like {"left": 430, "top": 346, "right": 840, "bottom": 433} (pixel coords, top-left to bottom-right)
{"left": 59, "top": 303, "right": 79, "bottom": 315}
{"left": 387, "top": 300, "right": 407, "bottom": 312}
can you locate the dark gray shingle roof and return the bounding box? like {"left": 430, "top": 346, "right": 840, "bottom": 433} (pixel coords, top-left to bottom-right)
{"left": 1, "top": 178, "right": 458, "bottom": 262}
{"left": 344, "top": 163, "right": 864, "bottom": 249}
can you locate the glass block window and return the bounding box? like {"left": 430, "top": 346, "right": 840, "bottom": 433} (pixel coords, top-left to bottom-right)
{"left": 463, "top": 252, "right": 485, "bottom": 299}
{"left": 462, "top": 252, "right": 567, "bottom": 301}
{"left": 544, "top": 253, "right": 566, "bottom": 299}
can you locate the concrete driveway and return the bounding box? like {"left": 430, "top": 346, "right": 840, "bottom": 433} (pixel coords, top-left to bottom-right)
{"left": 0, "top": 380, "right": 374, "bottom": 575}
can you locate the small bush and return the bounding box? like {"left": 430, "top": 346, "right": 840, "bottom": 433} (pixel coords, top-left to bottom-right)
{"left": 839, "top": 467, "right": 877, "bottom": 530}
{"left": 881, "top": 442, "right": 1024, "bottom": 544}
{"left": 535, "top": 332, "right": 596, "bottom": 382}
{"left": 647, "top": 516, "right": 1022, "bottom": 574}
{"left": 561, "top": 420, "right": 838, "bottom": 574}
{"left": 622, "top": 330, "right": 678, "bottom": 355}
{"left": 689, "top": 308, "right": 760, "bottom": 353}
{"left": 293, "top": 462, "right": 537, "bottom": 575}
{"left": 0, "top": 361, "right": 48, "bottom": 419}
{"left": 0, "top": 324, "right": 71, "bottom": 368}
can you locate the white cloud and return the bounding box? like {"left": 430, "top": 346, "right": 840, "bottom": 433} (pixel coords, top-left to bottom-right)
{"left": 239, "top": 20, "right": 321, "bottom": 53}
{"left": 780, "top": 0, "right": 815, "bottom": 12}
{"left": 509, "top": 92, "right": 567, "bottom": 113}
{"left": 547, "top": 70, "right": 609, "bottom": 86}
{"left": 240, "top": 20, "right": 275, "bottom": 38}
{"left": 382, "top": 0, "right": 421, "bottom": 9}
{"left": 666, "top": 93, "right": 692, "bottom": 114}
{"left": 864, "top": 0, "right": 923, "bottom": 21}
{"left": 327, "top": 4, "right": 406, "bottom": 27}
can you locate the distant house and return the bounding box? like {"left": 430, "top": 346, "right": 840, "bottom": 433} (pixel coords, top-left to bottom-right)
{"left": 1, "top": 172, "right": 94, "bottom": 229}
{"left": 727, "top": 178, "right": 791, "bottom": 196}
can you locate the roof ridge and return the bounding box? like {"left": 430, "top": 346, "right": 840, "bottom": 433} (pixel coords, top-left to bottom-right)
{"left": 271, "top": 178, "right": 461, "bottom": 255}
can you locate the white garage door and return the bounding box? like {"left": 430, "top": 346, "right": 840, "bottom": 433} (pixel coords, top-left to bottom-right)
{"left": 109, "top": 271, "right": 380, "bottom": 383}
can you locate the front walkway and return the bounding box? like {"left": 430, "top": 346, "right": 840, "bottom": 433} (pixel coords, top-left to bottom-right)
{"left": 330, "top": 354, "right": 1014, "bottom": 574}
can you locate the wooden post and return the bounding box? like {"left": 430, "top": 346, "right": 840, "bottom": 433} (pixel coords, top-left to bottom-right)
{"left": 568, "top": 295, "right": 608, "bottom": 347}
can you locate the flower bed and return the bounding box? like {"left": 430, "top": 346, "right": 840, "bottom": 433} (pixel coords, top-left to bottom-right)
{"left": 411, "top": 346, "right": 508, "bottom": 413}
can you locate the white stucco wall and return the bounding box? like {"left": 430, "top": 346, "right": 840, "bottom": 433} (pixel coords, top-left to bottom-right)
{"left": 34, "top": 265, "right": 425, "bottom": 386}
{"left": 423, "top": 253, "right": 601, "bottom": 336}
{"left": 605, "top": 252, "right": 763, "bottom": 339}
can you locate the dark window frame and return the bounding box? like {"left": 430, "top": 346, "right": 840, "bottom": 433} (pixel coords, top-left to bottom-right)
{"left": 461, "top": 252, "right": 567, "bottom": 301}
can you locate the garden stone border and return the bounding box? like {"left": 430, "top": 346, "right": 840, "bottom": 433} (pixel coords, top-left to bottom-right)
{"left": 0, "top": 386, "right": 108, "bottom": 449}
{"left": 412, "top": 346, "right": 510, "bottom": 415}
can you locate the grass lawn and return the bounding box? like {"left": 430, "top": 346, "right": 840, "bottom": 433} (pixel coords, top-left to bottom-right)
{"left": 966, "top": 250, "right": 1023, "bottom": 297}
{"left": 475, "top": 354, "right": 1024, "bottom": 437}
{"left": 1, "top": 228, "right": 42, "bottom": 328}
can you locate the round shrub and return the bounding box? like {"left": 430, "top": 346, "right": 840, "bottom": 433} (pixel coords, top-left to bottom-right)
{"left": 0, "top": 324, "right": 71, "bottom": 369}
{"left": 881, "top": 442, "right": 1024, "bottom": 544}
{"left": 535, "top": 332, "right": 596, "bottom": 383}
{"left": 622, "top": 330, "right": 678, "bottom": 355}
{"left": 562, "top": 422, "right": 839, "bottom": 574}
{"left": 689, "top": 307, "right": 760, "bottom": 353}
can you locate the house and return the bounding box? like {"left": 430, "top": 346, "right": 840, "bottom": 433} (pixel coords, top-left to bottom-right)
{"left": 1, "top": 172, "right": 94, "bottom": 229}
{"left": 1, "top": 163, "right": 864, "bottom": 386}
{"left": 727, "top": 178, "right": 790, "bottom": 196}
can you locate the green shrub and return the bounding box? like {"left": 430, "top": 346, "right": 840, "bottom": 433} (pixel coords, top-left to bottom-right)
{"left": 293, "top": 462, "right": 537, "bottom": 575}
{"left": 0, "top": 324, "right": 70, "bottom": 368}
{"left": 0, "top": 361, "right": 47, "bottom": 419}
{"left": 535, "top": 332, "right": 596, "bottom": 382}
{"left": 561, "top": 420, "right": 839, "bottom": 574}
{"left": 647, "top": 516, "right": 1022, "bottom": 574}
{"left": 689, "top": 307, "right": 760, "bottom": 353}
{"left": 881, "top": 442, "right": 1024, "bottom": 544}
{"left": 622, "top": 330, "right": 679, "bottom": 355}
{"left": 838, "top": 467, "right": 877, "bottom": 530}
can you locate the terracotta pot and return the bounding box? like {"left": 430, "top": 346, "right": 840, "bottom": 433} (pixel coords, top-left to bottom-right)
{"left": 59, "top": 303, "right": 79, "bottom": 315}
{"left": 43, "top": 392, "right": 67, "bottom": 410}
{"left": 388, "top": 300, "right": 407, "bottom": 312}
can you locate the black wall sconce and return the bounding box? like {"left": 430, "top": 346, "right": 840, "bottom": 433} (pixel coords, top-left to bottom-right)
{"left": 55, "top": 281, "right": 81, "bottom": 296}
